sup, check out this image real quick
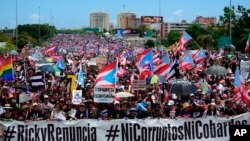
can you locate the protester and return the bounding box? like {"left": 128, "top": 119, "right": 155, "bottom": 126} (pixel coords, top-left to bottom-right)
{"left": 0, "top": 33, "right": 249, "bottom": 123}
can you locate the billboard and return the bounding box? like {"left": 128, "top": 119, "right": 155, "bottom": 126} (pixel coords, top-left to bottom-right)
{"left": 141, "top": 16, "right": 163, "bottom": 23}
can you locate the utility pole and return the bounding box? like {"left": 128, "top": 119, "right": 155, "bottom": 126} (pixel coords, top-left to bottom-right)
{"left": 229, "top": 0, "right": 232, "bottom": 42}
{"left": 16, "top": 0, "right": 18, "bottom": 47}
{"left": 39, "top": 6, "right": 41, "bottom": 43}
{"left": 158, "top": 0, "right": 162, "bottom": 48}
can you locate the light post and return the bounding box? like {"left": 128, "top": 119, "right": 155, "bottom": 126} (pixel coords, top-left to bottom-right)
{"left": 229, "top": 0, "right": 232, "bottom": 42}
{"left": 39, "top": 6, "right": 41, "bottom": 43}
{"left": 15, "top": 0, "right": 18, "bottom": 47}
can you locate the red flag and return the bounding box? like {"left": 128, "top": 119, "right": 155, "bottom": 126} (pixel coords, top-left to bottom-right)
{"left": 163, "top": 89, "right": 168, "bottom": 102}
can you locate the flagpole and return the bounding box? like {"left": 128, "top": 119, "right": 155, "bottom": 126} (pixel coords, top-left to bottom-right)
{"left": 23, "top": 59, "right": 27, "bottom": 84}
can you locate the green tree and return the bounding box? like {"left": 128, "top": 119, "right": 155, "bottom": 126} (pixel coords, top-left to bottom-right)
{"left": 14, "top": 32, "right": 37, "bottom": 48}
{"left": 165, "top": 31, "right": 181, "bottom": 47}
{"left": 196, "top": 35, "right": 214, "bottom": 50}
{"left": 138, "top": 24, "right": 148, "bottom": 37}
{"left": 0, "top": 33, "right": 17, "bottom": 54}
{"left": 186, "top": 23, "right": 209, "bottom": 40}
{"left": 144, "top": 40, "right": 155, "bottom": 48}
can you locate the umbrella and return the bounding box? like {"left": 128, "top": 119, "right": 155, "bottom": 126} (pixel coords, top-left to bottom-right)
{"left": 14, "top": 84, "right": 34, "bottom": 92}
{"left": 146, "top": 75, "right": 166, "bottom": 85}
{"left": 9, "top": 50, "right": 18, "bottom": 55}
{"left": 115, "top": 92, "right": 134, "bottom": 98}
{"left": 39, "top": 65, "right": 55, "bottom": 72}
{"left": 166, "top": 80, "right": 198, "bottom": 96}
{"left": 205, "top": 65, "right": 228, "bottom": 75}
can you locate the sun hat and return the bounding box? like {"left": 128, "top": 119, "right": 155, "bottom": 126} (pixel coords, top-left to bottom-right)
{"left": 22, "top": 105, "right": 29, "bottom": 110}
{"left": 3, "top": 104, "right": 12, "bottom": 109}
{"left": 182, "top": 102, "right": 191, "bottom": 109}
{"left": 32, "top": 103, "right": 38, "bottom": 106}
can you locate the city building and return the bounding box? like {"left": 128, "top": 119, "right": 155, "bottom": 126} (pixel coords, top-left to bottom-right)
{"left": 195, "top": 16, "right": 216, "bottom": 26}
{"left": 90, "top": 12, "right": 109, "bottom": 31}
{"left": 164, "top": 20, "right": 192, "bottom": 34}
{"left": 117, "top": 12, "right": 136, "bottom": 29}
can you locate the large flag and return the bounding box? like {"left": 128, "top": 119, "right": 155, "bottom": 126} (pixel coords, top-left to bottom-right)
{"left": 95, "top": 61, "right": 118, "bottom": 87}
{"left": 192, "top": 49, "right": 206, "bottom": 64}
{"left": 0, "top": 57, "right": 14, "bottom": 82}
{"left": 153, "top": 51, "right": 162, "bottom": 65}
{"left": 30, "top": 72, "right": 44, "bottom": 88}
{"left": 180, "top": 52, "right": 195, "bottom": 70}
{"left": 45, "top": 45, "right": 58, "bottom": 55}
{"left": 77, "top": 63, "right": 85, "bottom": 88}
{"left": 153, "top": 63, "right": 171, "bottom": 77}
{"left": 234, "top": 68, "right": 250, "bottom": 107}
{"left": 136, "top": 49, "right": 153, "bottom": 71}
{"left": 56, "top": 58, "right": 66, "bottom": 70}
{"left": 162, "top": 53, "right": 170, "bottom": 64}
{"left": 244, "top": 33, "right": 250, "bottom": 53}
{"left": 177, "top": 31, "right": 192, "bottom": 52}
{"left": 136, "top": 49, "right": 153, "bottom": 80}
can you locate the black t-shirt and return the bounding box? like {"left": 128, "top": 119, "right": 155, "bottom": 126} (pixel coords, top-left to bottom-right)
{"left": 75, "top": 110, "right": 88, "bottom": 119}
{"left": 30, "top": 110, "right": 43, "bottom": 120}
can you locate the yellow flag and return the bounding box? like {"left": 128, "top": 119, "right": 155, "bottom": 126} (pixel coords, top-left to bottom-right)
{"left": 67, "top": 75, "right": 77, "bottom": 97}
{"left": 169, "top": 42, "right": 178, "bottom": 51}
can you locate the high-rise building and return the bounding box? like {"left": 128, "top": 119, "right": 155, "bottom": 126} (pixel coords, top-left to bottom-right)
{"left": 195, "top": 16, "right": 216, "bottom": 26}
{"left": 117, "top": 12, "right": 136, "bottom": 29}
{"left": 90, "top": 12, "right": 109, "bottom": 31}
{"left": 164, "top": 20, "right": 192, "bottom": 34}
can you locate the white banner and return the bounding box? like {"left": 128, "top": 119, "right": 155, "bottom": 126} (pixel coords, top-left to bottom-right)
{"left": 240, "top": 60, "right": 250, "bottom": 80}
{"left": 72, "top": 90, "right": 82, "bottom": 104}
{"left": 1, "top": 113, "right": 250, "bottom": 141}
{"left": 94, "top": 87, "right": 115, "bottom": 103}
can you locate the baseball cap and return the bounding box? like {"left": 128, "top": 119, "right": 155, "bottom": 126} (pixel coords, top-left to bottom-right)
{"left": 190, "top": 93, "right": 195, "bottom": 97}
{"left": 167, "top": 100, "right": 175, "bottom": 106}
{"left": 44, "top": 95, "right": 49, "bottom": 99}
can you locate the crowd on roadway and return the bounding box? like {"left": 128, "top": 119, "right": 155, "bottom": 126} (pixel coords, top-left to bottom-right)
{"left": 0, "top": 33, "right": 250, "bottom": 122}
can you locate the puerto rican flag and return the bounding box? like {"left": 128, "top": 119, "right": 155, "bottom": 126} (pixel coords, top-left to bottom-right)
{"left": 244, "top": 34, "right": 250, "bottom": 53}
{"left": 45, "top": 45, "right": 58, "bottom": 55}
{"left": 136, "top": 49, "right": 153, "bottom": 79}
{"left": 162, "top": 53, "right": 170, "bottom": 64}
{"left": 192, "top": 49, "right": 206, "bottom": 64}
{"left": 95, "top": 61, "right": 118, "bottom": 87}
{"left": 180, "top": 52, "right": 195, "bottom": 70}
{"left": 234, "top": 68, "right": 250, "bottom": 107}
{"left": 154, "top": 63, "right": 171, "bottom": 78}
{"left": 153, "top": 51, "right": 162, "bottom": 65}
{"left": 176, "top": 31, "right": 192, "bottom": 52}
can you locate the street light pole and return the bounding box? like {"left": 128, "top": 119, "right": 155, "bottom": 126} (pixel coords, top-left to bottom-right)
{"left": 229, "top": 0, "right": 232, "bottom": 42}
{"left": 15, "top": 0, "right": 18, "bottom": 47}
{"left": 39, "top": 6, "right": 41, "bottom": 43}
{"left": 158, "top": 0, "right": 162, "bottom": 48}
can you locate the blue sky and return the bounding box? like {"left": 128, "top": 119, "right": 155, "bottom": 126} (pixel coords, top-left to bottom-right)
{"left": 0, "top": 0, "right": 249, "bottom": 29}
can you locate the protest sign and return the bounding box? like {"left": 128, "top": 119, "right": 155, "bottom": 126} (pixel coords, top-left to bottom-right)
{"left": 96, "top": 57, "right": 107, "bottom": 68}
{"left": 94, "top": 87, "right": 115, "bottom": 103}
{"left": 19, "top": 93, "right": 32, "bottom": 103}
{"left": 87, "top": 58, "right": 96, "bottom": 66}
{"left": 72, "top": 90, "right": 82, "bottom": 105}
{"left": 240, "top": 60, "right": 250, "bottom": 80}
{"left": 132, "top": 80, "right": 146, "bottom": 90}
{"left": 1, "top": 113, "right": 250, "bottom": 141}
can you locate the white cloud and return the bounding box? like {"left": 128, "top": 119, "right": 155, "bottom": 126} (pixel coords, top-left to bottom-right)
{"left": 29, "top": 14, "right": 43, "bottom": 23}
{"left": 173, "top": 9, "right": 183, "bottom": 16}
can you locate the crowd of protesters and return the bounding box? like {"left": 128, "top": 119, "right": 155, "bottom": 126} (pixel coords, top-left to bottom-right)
{"left": 0, "top": 33, "right": 250, "bottom": 122}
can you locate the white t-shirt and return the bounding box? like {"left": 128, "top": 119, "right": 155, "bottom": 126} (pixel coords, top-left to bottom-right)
{"left": 51, "top": 110, "right": 66, "bottom": 121}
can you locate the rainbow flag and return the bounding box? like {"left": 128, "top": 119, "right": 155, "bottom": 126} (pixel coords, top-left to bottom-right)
{"left": 0, "top": 57, "right": 14, "bottom": 81}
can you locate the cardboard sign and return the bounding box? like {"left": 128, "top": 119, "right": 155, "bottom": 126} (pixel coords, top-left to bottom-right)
{"left": 72, "top": 90, "right": 82, "bottom": 105}
{"left": 94, "top": 87, "right": 115, "bottom": 103}
{"left": 87, "top": 58, "right": 96, "bottom": 66}
{"left": 96, "top": 57, "right": 107, "bottom": 68}
{"left": 132, "top": 80, "right": 146, "bottom": 90}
